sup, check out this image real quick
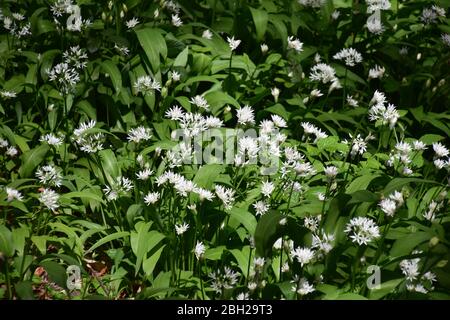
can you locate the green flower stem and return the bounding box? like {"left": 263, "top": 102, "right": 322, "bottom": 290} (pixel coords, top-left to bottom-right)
{"left": 351, "top": 245, "right": 366, "bottom": 291}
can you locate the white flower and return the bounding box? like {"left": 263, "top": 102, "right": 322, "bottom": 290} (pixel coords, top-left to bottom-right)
{"left": 379, "top": 198, "right": 397, "bottom": 217}
{"left": 236, "top": 292, "right": 250, "bottom": 300}
{"left": 291, "top": 247, "right": 314, "bottom": 266}
{"left": 304, "top": 216, "right": 321, "bottom": 232}
{"left": 368, "top": 90, "right": 399, "bottom": 129}
{"left": 127, "top": 126, "right": 152, "bottom": 143}
{"left": 215, "top": 185, "right": 235, "bottom": 210}
{"left": 312, "top": 232, "right": 335, "bottom": 254}
{"left": 202, "top": 29, "right": 213, "bottom": 39}
{"left": 389, "top": 191, "right": 404, "bottom": 207}
{"left": 126, "top": 17, "right": 139, "bottom": 29}
{"left": 236, "top": 105, "right": 255, "bottom": 125}
{"left": 366, "top": 0, "right": 391, "bottom": 13}
{"left": 103, "top": 176, "right": 133, "bottom": 201}
{"left": 0, "top": 90, "right": 17, "bottom": 98}
{"left": 175, "top": 222, "right": 189, "bottom": 235}
{"left": 6, "top": 146, "right": 18, "bottom": 157}
{"left": 400, "top": 258, "right": 420, "bottom": 281}
{"left": 332, "top": 10, "right": 340, "bottom": 20}
{"left": 114, "top": 43, "right": 130, "bottom": 55}
{"left": 253, "top": 200, "right": 269, "bottom": 216}
{"left": 344, "top": 216, "right": 380, "bottom": 245}
{"left": 260, "top": 43, "right": 269, "bottom": 54}
{"left": 227, "top": 36, "right": 241, "bottom": 51}
{"left": 190, "top": 95, "right": 210, "bottom": 111}
{"left": 195, "top": 187, "right": 215, "bottom": 201}
{"left": 442, "top": 33, "right": 450, "bottom": 47}
{"left": 324, "top": 166, "right": 338, "bottom": 179}
{"left": 144, "top": 192, "right": 160, "bottom": 205}
{"left": 165, "top": 105, "right": 185, "bottom": 120}
{"left": 369, "top": 65, "right": 385, "bottom": 79}
{"left": 298, "top": 0, "right": 325, "bottom": 8}
{"left": 271, "top": 87, "right": 280, "bottom": 102}
{"left": 5, "top": 187, "right": 23, "bottom": 202}
{"left": 63, "top": 45, "right": 88, "bottom": 70}
{"left": 171, "top": 14, "right": 183, "bottom": 27}
{"left": 36, "top": 165, "right": 63, "bottom": 187}
{"left": 333, "top": 48, "right": 363, "bottom": 66}
{"left": 261, "top": 181, "right": 275, "bottom": 198}
{"left": 194, "top": 241, "right": 206, "bottom": 260}
{"left": 40, "top": 133, "right": 65, "bottom": 147}
{"left": 205, "top": 116, "right": 223, "bottom": 128}
{"left": 413, "top": 141, "right": 427, "bottom": 151}
{"left": 39, "top": 188, "right": 60, "bottom": 211}
{"left": 136, "top": 168, "right": 154, "bottom": 180}
{"left": 287, "top": 36, "right": 303, "bottom": 53}
{"left": 292, "top": 277, "right": 315, "bottom": 296}
{"left": 134, "top": 75, "right": 161, "bottom": 95}
{"left": 254, "top": 257, "right": 265, "bottom": 269}
{"left": 433, "top": 159, "right": 446, "bottom": 170}
{"left": 300, "top": 122, "right": 328, "bottom": 143}
{"left": 433, "top": 142, "right": 449, "bottom": 158}
{"left": 309, "top": 63, "right": 338, "bottom": 84}
{"left": 47, "top": 62, "right": 80, "bottom": 94}
{"left": 271, "top": 114, "right": 286, "bottom": 128}
{"left": 347, "top": 95, "right": 359, "bottom": 107}
{"left": 316, "top": 192, "right": 326, "bottom": 201}
{"left": 366, "top": 11, "right": 385, "bottom": 35}
{"left": 171, "top": 71, "right": 181, "bottom": 82}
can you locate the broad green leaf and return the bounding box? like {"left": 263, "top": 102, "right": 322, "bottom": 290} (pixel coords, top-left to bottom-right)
{"left": 60, "top": 191, "right": 105, "bottom": 204}
{"left": 230, "top": 246, "right": 252, "bottom": 276}
{"left": 135, "top": 28, "right": 167, "bottom": 72}
{"left": 130, "top": 222, "right": 165, "bottom": 276}
{"left": 204, "top": 246, "right": 226, "bottom": 260}
{"left": 368, "top": 278, "right": 403, "bottom": 300}
{"left": 254, "top": 210, "right": 284, "bottom": 257}
{"left": 18, "top": 144, "right": 50, "bottom": 178}
{"left": 346, "top": 174, "right": 381, "bottom": 193}
{"left": 15, "top": 281, "right": 34, "bottom": 300}
{"left": 143, "top": 245, "right": 166, "bottom": 277}
{"left": 390, "top": 232, "right": 432, "bottom": 257}
{"left": 193, "top": 164, "right": 223, "bottom": 189}
{"left": 87, "top": 231, "right": 129, "bottom": 253}
{"left": 101, "top": 60, "right": 122, "bottom": 94}
{"left": 0, "top": 225, "right": 14, "bottom": 257}
{"left": 173, "top": 47, "right": 189, "bottom": 67}
{"left": 383, "top": 178, "right": 440, "bottom": 196}
{"left": 229, "top": 207, "right": 257, "bottom": 235}
{"left": 250, "top": 7, "right": 268, "bottom": 41}
{"left": 98, "top": 149, "right": 120, "bottom": 182}
{"left": 39, "top": 260, "right": 68, "bottom": 290}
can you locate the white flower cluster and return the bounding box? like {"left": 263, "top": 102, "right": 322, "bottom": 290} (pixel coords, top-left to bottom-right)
{"left": 432, "top": 142, "right": 450, "bottom": 170}
{"left": 368, "top": 90, "right": 400, "bottom": 129}
{"left": 103, "top": 176, "right": 133, "bottom": 201}
{"left": 156, "top": 171, "right": 215, "bottom": 201}
{"left": 298, "top": 0, "right": 326, "bottom": 8}
{"left": 0, "top": 137, "right": 19, "bottom": 158}
{"left": 209, "top": 267, "right": 240, "bottom": 295}
{"left": 366, "top": 0, "right": 391, "bottom": 14}
{"left": 73, "top": 120, "right": 104, "bottom": 153}
{"left": 333, "top": 48, "right": 363, "bottom": 67}
{"left": 420, "top": 5, "right": 446, "bottom": 24}
{"left": 345, "top": 216, "right": 380, "bottom": 245}
{"left": 301, "top": 122, "right": 328, "bottom": 143}
{"left": 400, "top": 253, "right": 437, "bottom": 294}
{"left": 36, "top": 164, "right": 63, "bottom": 187}
{"left": 134, "top": 75, "right": 162, "bottom": 95}
{"left": 379, "top": 191, "right": 404, "bottom": 217}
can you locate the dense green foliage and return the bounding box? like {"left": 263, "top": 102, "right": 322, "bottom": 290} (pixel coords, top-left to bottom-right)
{"left": 1, "top": 0, "right": 450, "bottom": 300}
